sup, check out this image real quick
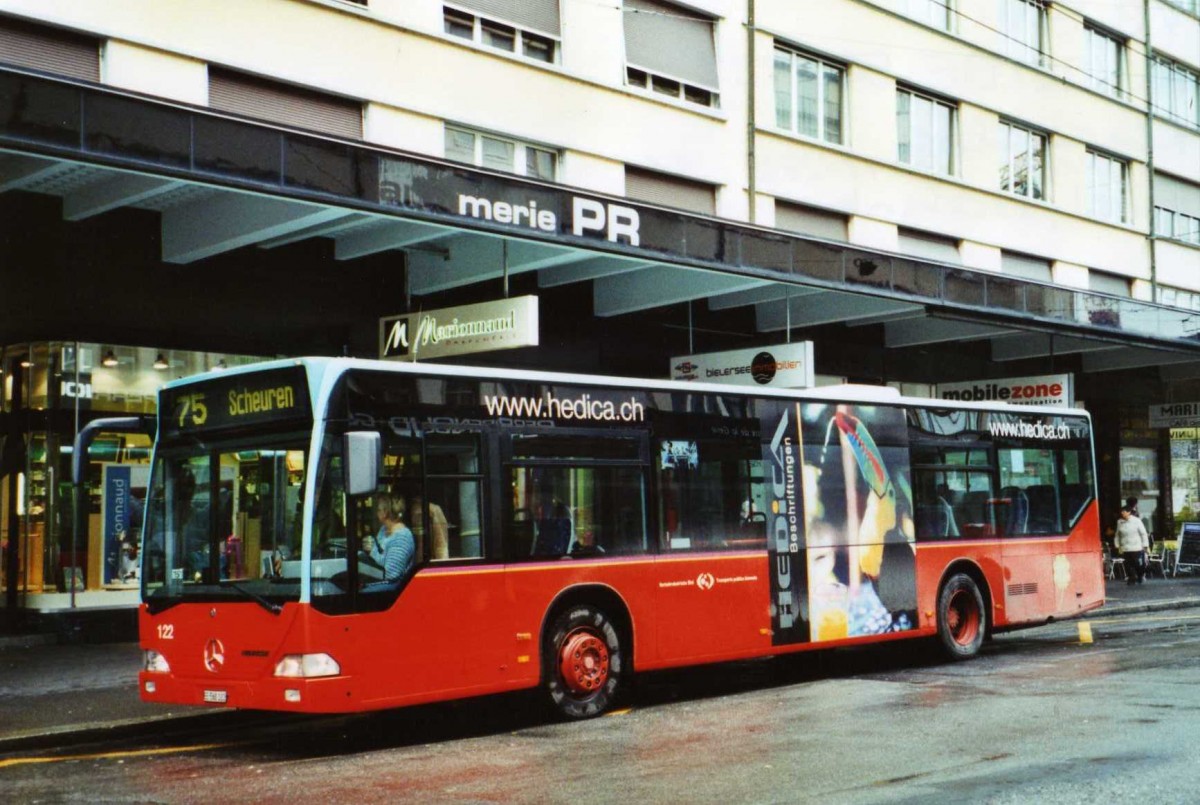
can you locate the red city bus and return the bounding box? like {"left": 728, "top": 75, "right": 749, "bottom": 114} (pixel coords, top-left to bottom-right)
{"left": 138, "top": 358, "right": 1104, "bottom": 718}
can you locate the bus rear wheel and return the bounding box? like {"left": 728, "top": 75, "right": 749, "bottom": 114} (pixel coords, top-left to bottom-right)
{"left": 937, "top": 573, "right": 986, "bottom": 660}
{"left": 543, "top": 604, "right": 624, "bottom": 720}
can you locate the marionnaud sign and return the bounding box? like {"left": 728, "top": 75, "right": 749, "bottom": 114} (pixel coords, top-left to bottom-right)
{"left": 670, "top": 343, "right": 815, "bottom": 388}
{"left": 380, "top": 296, "right": 538, "bottom": 361}
{"left": 937, "top": 373, "right": 1073, "bottom": 407}
{"left": 1150, "top": 402, "right": 1200, "bottom": 429}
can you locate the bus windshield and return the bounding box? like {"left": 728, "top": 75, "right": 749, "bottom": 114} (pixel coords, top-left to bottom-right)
{"left": 141, "top": 433, "right": 310, "bottom": 611}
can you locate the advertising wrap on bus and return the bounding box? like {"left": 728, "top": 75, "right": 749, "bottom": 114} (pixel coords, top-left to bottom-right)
{"left": 764, "top": 402, "right": 918, "bottom": 647}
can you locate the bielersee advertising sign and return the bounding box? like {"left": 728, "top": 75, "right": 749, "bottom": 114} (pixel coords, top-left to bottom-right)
{"left": 670, "top": 342, "right": 815, "bottom": 388}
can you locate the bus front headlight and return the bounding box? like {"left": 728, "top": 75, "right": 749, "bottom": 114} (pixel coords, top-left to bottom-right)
{"left": 143, "top": 650, "right": 171, "bottom": 673}
{"left": 273, "top": 653, "right": 340, "bottom": 678}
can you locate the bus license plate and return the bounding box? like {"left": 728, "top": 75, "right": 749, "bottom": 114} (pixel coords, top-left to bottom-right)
{"left": 203, "top": 689, "right": 228, "bottom": 704}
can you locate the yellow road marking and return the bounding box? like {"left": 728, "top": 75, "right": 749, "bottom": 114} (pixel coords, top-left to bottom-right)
{"left": 605, "top": 708, "right": 633, "bottom": 717}
{"left": 1078, "top": 622, "right": 1093, "bottom": 643}
{"left": 0, "top": 742, "right": 234, "bottom": 770}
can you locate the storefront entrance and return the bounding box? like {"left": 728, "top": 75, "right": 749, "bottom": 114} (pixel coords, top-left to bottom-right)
{"left": 0, "top": 343, "right": 257, "bottom": 614}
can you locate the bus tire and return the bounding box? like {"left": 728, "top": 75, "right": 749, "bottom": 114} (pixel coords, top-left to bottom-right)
{"left": 543, "top": 604, "right": 624, "bottom": 720}
{"left": 936, "top": 573, "right": 986, "bottom": 660}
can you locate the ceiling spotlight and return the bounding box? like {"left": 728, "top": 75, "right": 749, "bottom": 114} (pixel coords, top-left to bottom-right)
{"left": 19, "top": 359, "right": 33, "bottom": 368}
{"left": 213, "top": 359, "right": 228, "bottom": 371}
{"left": 102, "top": 350, "right": 119, "bottom": 368}
{"left": 153, "top": 353, "right": 169, "bottom": 370}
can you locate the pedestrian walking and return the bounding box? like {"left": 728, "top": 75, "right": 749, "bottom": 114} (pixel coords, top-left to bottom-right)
{"left": 1115, "top": 504, "right": 1149, "bottom": 585}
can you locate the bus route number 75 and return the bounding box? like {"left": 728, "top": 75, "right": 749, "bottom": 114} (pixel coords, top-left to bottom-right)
{"left": 176, "top": 393, "right": 208, "bottom": 429}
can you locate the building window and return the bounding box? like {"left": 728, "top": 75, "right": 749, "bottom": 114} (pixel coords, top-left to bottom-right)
{"left": 443, "top": 4, "right": 559, "bottom": 64}
{"left": 208, "top": 68, "right": 363, "bottom": 139}
{"left": 1157, "top": 207, "right": 1200, "bottom": 245}
{"left": 1152, "top": 56, "right": 1200, "bottom": 129}
{"left": 444, "top": 126, "right": 558, "bottom": 181}
{"left": 623, "top": 0, "right": 719, "bottom": 108}
{"left": 1157, "top": 286, "right": 1200, "bottom": 311}
{"left": 625, "top": 167, "right": 716, "bottom": 215}
{"left": 1084, "top": 25, "right": 1124, "bottom": 98}
{"left": 1086, "top": 150, "right": 1127, "bottom": 223}
{"left": 998, "top": 121, "right": 1047, "bottom": 200}
{"left": 901, "top": 0, "right": 952, "bottom": 30}
{"left": 1161, "top": 0, "right": 1198, "bottom": 15}
{"left": 897, "top": 88, "right": 956, "bottom": 175}
{"left": 0, "top": 15, "right": 100, "bottom": 82}
{"left": 773, "top": 46, "right": 844, "bottom": 144}
{"left": 999, "top": 0, "right": 1047, "bottom": 67}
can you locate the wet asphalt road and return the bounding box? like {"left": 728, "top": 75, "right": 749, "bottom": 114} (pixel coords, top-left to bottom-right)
{"left": 3, "top": 608, "right": 1200, "bottom": 803}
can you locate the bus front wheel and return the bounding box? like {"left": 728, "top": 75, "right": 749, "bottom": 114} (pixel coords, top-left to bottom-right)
{"left": 543, "top": 604, "right": 624, "bottom": 719}
{"left": 936, "top": 573, "right": 986, "bottom": 660}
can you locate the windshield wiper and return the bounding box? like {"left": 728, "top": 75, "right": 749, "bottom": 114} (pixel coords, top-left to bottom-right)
{"left": 220, "top": 580, "right": 283, "bottom": 615}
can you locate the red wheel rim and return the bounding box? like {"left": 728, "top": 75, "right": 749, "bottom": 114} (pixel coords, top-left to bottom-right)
{"left": 558, "top": 628, "right": 610, "bottom": 696}
{"left": 947, "top": 589, "right": 981, "bottom": 646}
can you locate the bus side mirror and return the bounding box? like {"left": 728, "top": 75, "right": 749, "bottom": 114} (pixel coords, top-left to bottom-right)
{"left": 343, "top": 431, "right": 381, "bottom": 496}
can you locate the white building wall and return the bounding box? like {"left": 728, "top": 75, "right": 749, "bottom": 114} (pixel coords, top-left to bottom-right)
{"left": 101, "top": 39, "right": 206, "bottom": 105}
{"left": 1, "top": 0, "right": 1195, "bottom": 298}
{"left": 1151, "top": 2, "right": 1200, "bottom": 68}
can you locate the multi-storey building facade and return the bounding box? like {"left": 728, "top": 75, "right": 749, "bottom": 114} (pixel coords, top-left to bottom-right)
{"left": 0, "top": 0, "right": 1197, "bottom": 621}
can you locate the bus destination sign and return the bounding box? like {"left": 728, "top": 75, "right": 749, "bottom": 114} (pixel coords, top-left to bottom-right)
{"left": 160, "top": 366, "right": 311, "bottom": 438}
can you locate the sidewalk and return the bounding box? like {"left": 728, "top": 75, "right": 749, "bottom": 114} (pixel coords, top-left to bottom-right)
{"left": 1, "top": 572, "right": 1198, "bottom": 749}
{"left": 1095, "top": 569, "right": 1200, "bottom": 615}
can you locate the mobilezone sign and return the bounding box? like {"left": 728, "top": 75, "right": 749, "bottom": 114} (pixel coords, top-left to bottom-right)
{"left": 937, "top": 373, "right": 1074, "bottom": 407}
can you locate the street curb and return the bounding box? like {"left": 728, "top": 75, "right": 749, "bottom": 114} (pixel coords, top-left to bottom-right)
{"left": 1093, "top": 596, "right": 1200, "bottom": 617}
{"left": 0, "top": 710, "right": 269, "bottom": 755}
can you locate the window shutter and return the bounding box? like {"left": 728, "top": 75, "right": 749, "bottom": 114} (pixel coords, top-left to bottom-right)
{"left": 625, "top": 167, "right": 715, "bottom": 215}
{"left": 1089, "top": 271, "right": 1131, "bottom": 297}
{"left": 208, "top": 68, "right": 362, "bottom": 140}
{"left": 898, "top": 228, "right": 960, "bottom": 263}
{"left": 1000, "top": 251, "right": 1051, "bottom": 282}
{"left": 0, "top": 16, "right": 99, "bottom": 82}
{"left": 775, "top": 202, "right": 848, "bottom": 242}
{"left": 452, "top": 0, "right": 561, "bottom": 35}
{"left": 1156, "top": 174, "right": 1200, "bottom": 217}
{"left": 624, "top": 0, "right": 718, "bottom": 89}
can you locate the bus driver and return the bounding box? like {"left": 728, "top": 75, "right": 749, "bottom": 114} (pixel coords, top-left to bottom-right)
{"left": 361, "top": 493, "right": 415, "bottom": 590}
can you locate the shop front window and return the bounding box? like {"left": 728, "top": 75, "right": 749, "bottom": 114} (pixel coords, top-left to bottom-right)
{"left": 2, "top": 342, "right": 261, "bottom": 610}
{"left": 1120, "top": 446, "right": 1158, "bottom": 536}
{"left": 1170, "top": 430, "right": 1200, "bottom": 533}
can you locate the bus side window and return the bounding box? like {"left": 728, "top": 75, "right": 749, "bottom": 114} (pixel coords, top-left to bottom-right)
{"left": 913, "top": 470, "right": 993, "bottom": 539}
{"left": 998, "top": 447, "right": 1060, "bottom": 537}
{"left": 508, "top": 464, "right": 648, "bottom": 558}
{"left": 657, "top": 438, "right": 763, "bottom": 552}
{"left": 423, "top": 434, "right": 485, "bottom": 560}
